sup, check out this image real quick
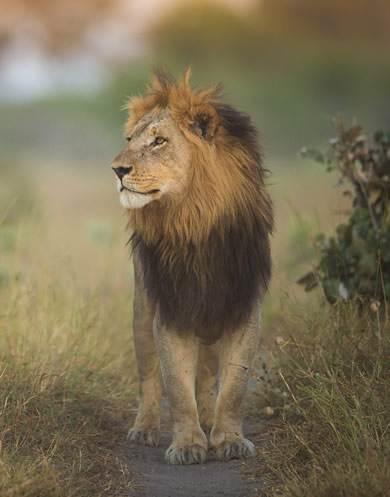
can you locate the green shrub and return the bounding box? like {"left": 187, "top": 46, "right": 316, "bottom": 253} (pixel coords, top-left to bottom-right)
{"left": 298, "top": 120, "right": 390, "bottom": 304}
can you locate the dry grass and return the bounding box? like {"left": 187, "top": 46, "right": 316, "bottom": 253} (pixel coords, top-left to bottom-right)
{"left": 0, "top": 279, "right": 138, "bottom": 497}
{"left": 0, "top": 168, "right": 138, "bottom": 496}
{"left": 253, "top": 303, "right": 390, "bottom": 497}
{"left": 0, "top": 160, "right": 365, "bottom": 495}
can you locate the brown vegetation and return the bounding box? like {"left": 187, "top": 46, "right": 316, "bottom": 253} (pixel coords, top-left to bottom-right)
{"left": 253, "top": 303, "right": 390, "bottom": 497}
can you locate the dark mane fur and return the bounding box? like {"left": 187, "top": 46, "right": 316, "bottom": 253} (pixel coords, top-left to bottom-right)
{"left": 214, "top": 102, "right": 261, "bottom": 162}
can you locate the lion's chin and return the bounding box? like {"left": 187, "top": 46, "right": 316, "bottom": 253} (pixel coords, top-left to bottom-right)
{"left": 119, "top": 189, "right": 153, "bottom": 209}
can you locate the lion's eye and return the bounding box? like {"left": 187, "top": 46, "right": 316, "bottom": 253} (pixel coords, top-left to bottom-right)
{"left": 151, "top": 136, "right": 166, "bottom": 147}
{"left": 126, "top": 136, "right": 132, "bottom": 142}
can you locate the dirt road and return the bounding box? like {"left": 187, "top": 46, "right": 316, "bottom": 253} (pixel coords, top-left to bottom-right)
{"left": 124, "top": 412, "right": 265, "bottom": 497}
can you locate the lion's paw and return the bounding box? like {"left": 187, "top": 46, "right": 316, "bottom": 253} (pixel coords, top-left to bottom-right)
{"left": 165, "top": 444, "right": 207, "bottom": 465}
{"left": 214, "top": 439, "right": 256, "bottom": 461}
{"left": 127, "top": 427, "right": 160, "bottom": 447}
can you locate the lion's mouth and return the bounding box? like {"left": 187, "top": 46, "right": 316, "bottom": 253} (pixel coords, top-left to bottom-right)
{"left": 120, "top": 185, "right": 160, "bottom": 195}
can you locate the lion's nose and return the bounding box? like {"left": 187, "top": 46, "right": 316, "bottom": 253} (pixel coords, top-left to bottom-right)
{"left": 112, "top": 166, "right": 133, "bottom": 180}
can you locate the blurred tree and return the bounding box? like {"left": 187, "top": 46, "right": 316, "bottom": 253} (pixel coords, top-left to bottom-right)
{"left": 149, "top": 3, "right": 257, "bottom": 65}
{"left": 0, "top": 0, "right": 121, "bottom": 55}
{"left": 259, "top": 0, "right": 390, "bottom": 45}
{"left": 1, "top": 0, "right": 389, "bottom": 59}
{"left": 149, "top": 0, "right": 390, "bottom": 69}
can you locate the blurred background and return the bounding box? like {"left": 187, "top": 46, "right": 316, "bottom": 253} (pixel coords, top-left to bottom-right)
{"left": 1, "top": 0, "right": 390, "bottom": 312}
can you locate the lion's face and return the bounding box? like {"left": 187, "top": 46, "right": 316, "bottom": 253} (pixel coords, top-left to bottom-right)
{"left": 112, "top": 109, "right": 192, "bottom": 209}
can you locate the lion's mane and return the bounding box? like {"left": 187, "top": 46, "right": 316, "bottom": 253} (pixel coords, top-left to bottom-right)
{"left": 127, "top": 69, "right": 273, "bottom": 343}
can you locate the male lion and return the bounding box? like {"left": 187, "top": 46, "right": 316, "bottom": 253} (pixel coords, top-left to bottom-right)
{"left": 111, "top": 69, "right": 273, "bottom": 465}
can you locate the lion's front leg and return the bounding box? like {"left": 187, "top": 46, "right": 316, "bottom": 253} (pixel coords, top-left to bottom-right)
{"left": 196, "top": 342, "right": 219, "bottom": 437}
{"left": 153, "top": 318, "right": 208, "bottom": 465}
{"left": 209, "top": 305, "right": 261, "bottom": 461}
{"left": 128, "top": 256, "right": 163, "bottom": 447}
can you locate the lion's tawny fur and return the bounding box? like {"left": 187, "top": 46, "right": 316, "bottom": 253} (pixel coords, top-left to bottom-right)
{"left": 114, "top": 69, "right": 273, "bottom": 464}
{"left": 125, "top": 68, "right": 273, "bottom": 342}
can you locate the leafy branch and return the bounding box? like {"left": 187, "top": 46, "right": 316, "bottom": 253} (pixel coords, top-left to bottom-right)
{"left": 298, "top": 120, "right": 390, "bottom": 304}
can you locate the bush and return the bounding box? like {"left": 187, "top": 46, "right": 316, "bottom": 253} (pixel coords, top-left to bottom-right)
{"left": 298, "top": 120, "right": 390, "bottom": 304}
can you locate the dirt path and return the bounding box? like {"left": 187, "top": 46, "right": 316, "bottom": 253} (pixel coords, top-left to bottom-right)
{"left": 123, "top": 409, "right": 265, "bottom": 497}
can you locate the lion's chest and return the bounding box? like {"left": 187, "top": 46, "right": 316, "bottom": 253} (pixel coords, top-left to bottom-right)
{"left": 131, "top": 213, "right": 271, "bottom": 342}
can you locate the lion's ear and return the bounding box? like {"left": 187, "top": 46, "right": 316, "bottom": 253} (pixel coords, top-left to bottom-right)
{"left": 188, "top": 104, "right": 219, "bottom": 141}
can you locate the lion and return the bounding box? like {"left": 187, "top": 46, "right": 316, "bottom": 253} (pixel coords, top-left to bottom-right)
{"left": 111, "top": 68, "right": 273, "bottom": 465}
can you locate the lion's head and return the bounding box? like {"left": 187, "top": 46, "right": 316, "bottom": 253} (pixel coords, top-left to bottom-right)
{"left": 112, "top": 69, "right": 218, "bottom": 211}
{"left": 111, "top": 68, "right": 273, "bottom": 248}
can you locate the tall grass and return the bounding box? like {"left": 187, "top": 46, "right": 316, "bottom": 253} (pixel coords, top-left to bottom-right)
{"left": 1, "top": 162, "right": 383, "bottom": 495}
{"left": 256, "top": 303, "right": 390, "bottom": 497}
{"left": 0, "top": 171, "right": 138, "bottom": 496}
{"left": 0, "top": 274, "right": 139, "bottom": 496}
